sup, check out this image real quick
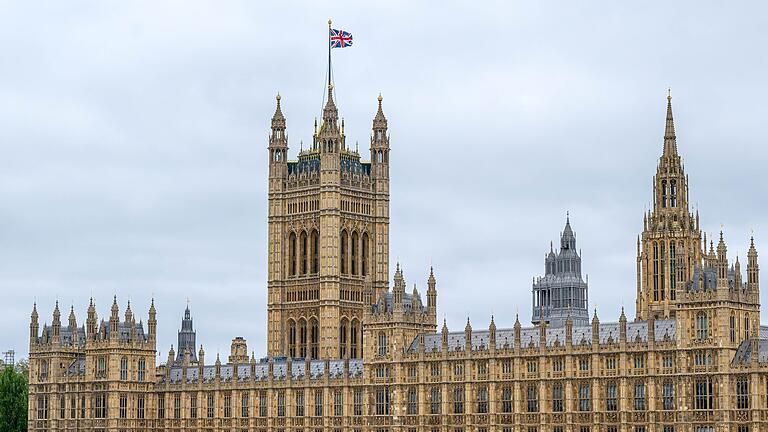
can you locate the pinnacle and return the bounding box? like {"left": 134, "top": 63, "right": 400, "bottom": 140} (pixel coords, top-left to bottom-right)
{"left": 663, "top": 90, "right": 678, "bottom": 157}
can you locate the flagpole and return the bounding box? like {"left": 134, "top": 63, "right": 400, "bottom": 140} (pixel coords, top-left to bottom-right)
{"left": 328, "top": 19, "right": 332, "bottom": 90}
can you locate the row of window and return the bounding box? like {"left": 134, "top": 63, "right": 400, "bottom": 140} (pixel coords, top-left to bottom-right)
{"left": 35, "top": 377, "right": 754, "bottom": 421}
{"left": 38, "top": 357, "right": 146, "bottom": 382}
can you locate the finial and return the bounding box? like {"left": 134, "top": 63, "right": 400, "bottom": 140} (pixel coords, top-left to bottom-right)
{"left": 328, "top": 19, "right": 332, "bottom": 26}
{"left": 667, "top": 87, "right": 672, "bottom": 101}
{"left": 276, "top": 93, "right": 281, "bottom": 102}
{"left": 377, "top": 93, "right": 383, "bottom": 103}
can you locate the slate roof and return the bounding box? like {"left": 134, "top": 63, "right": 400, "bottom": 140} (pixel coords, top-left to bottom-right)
{"left": 405, "top": 319, "right": 677, "bottom": 353}
{"left": 162, "top": 358, "right": 363, "bottom": 384}
{"left": 733, "top": 339, "right": 768, "bottom": 364}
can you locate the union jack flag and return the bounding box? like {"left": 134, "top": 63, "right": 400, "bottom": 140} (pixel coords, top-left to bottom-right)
{"left": 330, "top": 28, "right": 353, "bottom": 48}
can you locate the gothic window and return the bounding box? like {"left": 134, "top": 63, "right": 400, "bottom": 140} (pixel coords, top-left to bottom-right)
{"left": 190, "top": 394, "right": 197, "bottom": 418}
{"left": 120, "top": 357, "right": 128, "bottom": 380}
{"left": 311, "top": 230, "right": 319, "bottom": 273}
{"left": 375, "top": 387, "right": 390, "bottom": 415}
{"left": 670, "top": 180, "right": 677, "bottom": 207}
{"left": 477, "top": 386, "right": 488, "bottom": 413}
{"left": 501, "top": 386, "right": 513, "bottom": 413}
{"left": 340, "top": 230, "right": 348, "bottom": 274}
{"left": 696, "top": 312, "right": 709, "bottom": 341}
{"left": 730, "top": 314, "right": 736, "bottom": 343}
{"left": 300, "top": 231, "right": 308, "bottom": 275}
{"left": 634, "top": 382, "right": 646, "bottom": 411}
{"left": 353, "top": 389, "right": 363, "bottom": 416}
{"left": 310, "top": 318, "right": 319, "bottom": 359}
{"left": 669, "top": 243, "right": 676, "bottom": 294}
{"left": 552, "top": 383, "right": 564, "bottom": 412}
{"left": 289, "top": 232, "right": 297, "bottom": 276}
{"left": 652, "top": 242, "right": 659, "bottom": 301}
{"left": 736, "top": 377, "right": 749, "bottom": 410}
{"left": 137, "top": 394, "right": 145, "bottom": 419}
{"left": 276, "top": 391, "right": 285, "bottom": 417}
{"left": 351, "top": 232, "right": 359, "bottom": 275}
{"left": 138, "top": 358, "right": 146, "bottom": 382}
{"left": 95, "top": 393, "right": 108, "bottom": 419}
{"left": 299, "top": 319, "right": 307, "bottom": 358}
{"left": 314, "top": 389, "right": 323, "bottom": 417}
{"left": 223, "top": 393, "right": 232, "bottom": 418}
{"left": 207, "top": 392, "right": 215, "bottom": 418}
{"left": 694, "top": 378, "right": 714, "bottom": 410}
{"left": 39, "top": 359, "right": 49, "bottom": 380}
{"left": 339, "top": 318, "right": 348, "bottom": 358}
{"left": 350, "top": 319, "right": 359, "bottom": 358}
{"left": 744, "top": 315, "right": 750, "bottom": 340}
{"left": 407, "top": 388, "right": 418, "bottom": 415}
{"left": 241, "top": 392, "right": 249, "bottom": 418}
{"left": 606, "top": 382, "right": 618, "bottom": 411}
{"left": 527, "top": 384, "right": 538, "bottom": 413}
{"left": 453, "top": 387, "right": 464, "bottom": 414}
{"left": 661, "top": 180, "right": 667, "bottom": 208}
{"left": 660, "top": 241, "right": 666, "bottom": 300}
{"left": 174, "top": 393, "right": 181, "bottom": 419}
{"left": 378, "top": 332, "right": 387, "bottom": 357}
{"left": 578, "top": 383, "right": 591, "bottom": 411}
{"left": 361, "top": 233, "right": 369, "bottom": 276}
{"left": 288, "top": 320, "right": 297, "bottom": 358}
{"left": 334, "top": 390, "right": 344, "bottom": 416}
{"left": 295, "top": 390, "right": 305, "bottom": 417}
{"left": 662, "top": 381, "right": 675, "bottom": 410}
{"left": 259, "top": 391, "right": 267, "bottom": 417}
{"left": 36, "top": 394, "right": 49, "bottom": 420}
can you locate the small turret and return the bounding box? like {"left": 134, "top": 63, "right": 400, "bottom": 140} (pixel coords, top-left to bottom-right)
{"left": 411, "top": 284, "right": 421, "bottom": 310}
{"left": 86, "top": 298, "right": 97, "bottom": 341}
{"left": 441, "top": 320, "right": 449, "bottom": 352}
{"left": 370, "top": 94, "right": 389, "bottom": 180}
{"left": 147, "top": 298, "right": 157, "bottom": 343}
{"left": 619, "top": 307, "right": 627, "bottom": 343}
{"left": 514, "top": 314, "right": 521, "bottom": 348}
{"left": 109, "top": 296, "right": 119, "bottom": 340}
{"left": 167, "top": 345, "right": 175, "bottom": 366}
{"left": 393, "top": 263, "right": 405, "bottom": 307}
{"left": 269, "top": 93, "right": 288, "bottom": 179}
{"left": 489, "top": 316, "right": 497, "bottom": 348}
{"left": 125, "top": 301, "right": 133, "bottom": 323}
{"left": 747, "top": 236, "right": 759, "bottom": 294}
{"left": 427, "top": 267, "right": 437, "bottom": 316}
{"left": 30, "top": 303, "right": 39, "bottom": 343}
{"left": 591, "top": 309, "right": 599, "bottom": 345}
{"left": 464, "top": 318, "right": 472, "bottom": 351}
{"left": 68, "top": 306, "right": 78, "bottom": 344}
{"left": 52, "top": 301, "right": 61, "bottom": 343}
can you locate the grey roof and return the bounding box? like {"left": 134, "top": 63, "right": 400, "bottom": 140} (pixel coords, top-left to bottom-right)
{"left": 760, "top": 326, "right": 768, "bottom": 340}
{"left": 372, "top": 292, "right": 427, "bottom": 314}
{"left": 733, "top": 339, "right": 768, "bottom": 364}
{"left": 405, "top": 319, "right": 677, "bottom": 353}
{"left": 163, "top": 358, "right": 363, "bottom": 384}
{"left": 66, "top": 357, "right": 86, "bottom": 376}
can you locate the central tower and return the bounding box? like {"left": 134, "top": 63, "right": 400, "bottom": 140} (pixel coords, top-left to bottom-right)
{"left": 266, "top": 86, "right": 391, "bottom": 359}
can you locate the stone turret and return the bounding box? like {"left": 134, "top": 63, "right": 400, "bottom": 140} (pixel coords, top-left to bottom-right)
{"left": 30, "top": 303, "right": 39, "bottom": 343}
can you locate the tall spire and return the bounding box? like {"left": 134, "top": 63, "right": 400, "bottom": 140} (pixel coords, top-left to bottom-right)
{"left": 663, "top": 88, "right": 678, "bottom": 156}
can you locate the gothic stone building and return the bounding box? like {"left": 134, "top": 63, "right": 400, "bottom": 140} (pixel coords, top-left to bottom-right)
{"left": 28, "top": 90, "right": 768, "bottom": 432}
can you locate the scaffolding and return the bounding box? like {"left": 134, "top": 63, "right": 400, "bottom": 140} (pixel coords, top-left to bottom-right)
{"left": 2, "top": 350, "right": 15, "bottom": 367}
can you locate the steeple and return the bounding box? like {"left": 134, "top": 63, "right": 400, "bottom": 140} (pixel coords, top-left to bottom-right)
{"left": 148, "top": 298, "right": 157, "bottom": 343}
{"left": 30, "top": 303, "right": 39, "bottom": 342}
{"left": 177, "top": 303, "right": 198, "bottom": 363}
{"left": 426, "top": 266, "right": 437, "bottom": 315}
{"left": 561, "top": 213, "right": 576, "bottom": 250}
{"left": 52, "top": 301, "right": 61, "bottom": 341}
{"left": 747, "top": 236, "right": 759, "bottom": 293}
{"left": 663, "top": 89, "right": 677, "bottom": 157}
{"left": 269, "top": 93, "right": 288, "bottom": 178}
{"left": 86, "top": 298, "right": 97, "bottom": 340}
{"left": 68, "top": 306, "right": 77, "bottom": 330}
{"left": 371, "top": 94, "right": 389, "bottom": 179}
{"left": 321, "top": 85, "right": 339, "bottom": 133}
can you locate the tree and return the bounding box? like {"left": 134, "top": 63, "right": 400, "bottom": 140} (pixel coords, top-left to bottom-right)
{"left": 0, "top": 365, "right": 28, "bottom": 432}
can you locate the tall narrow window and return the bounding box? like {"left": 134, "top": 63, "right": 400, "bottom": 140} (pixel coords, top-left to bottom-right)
{"left": 552, "top": 383, "right": 563, "bottom": 412}
{"left": 289, "top": 232, "right": 297, "bottom": 276}
{"left": 730, "top": 315, "right": 736, "bottom": 343}
{"left": 300, "top": 231, "right": 308, "bottom": 274}
{"left": 299, "top": 320, "right": 307, "bottom": 358}
{"left": 477, "top": 387, "right": 488, "bottom": 414}
{"left": 453, "top": 387, "right": 464, "bottom": 414}
{"left": 120, "top": 357, "right": 128, "bottom": 380}
{"left": 277, "top": 391, "right": 285, "bottom": 417}
{"left": 501, "top": 386, "right": 513, "bottom": 413}
{"left": 137, "top": 394, "right": 145, "bottom": 419}
{"left": 407, "top": 388, "right": 418, "bottom": 415}
{"left": 223, "top": 393, "right": 231, "bottom": 418}
{"left": 351, "top": 232, "right": 359, "bottom": 275}
{"left": 527, "top": 385, "right": 538, "bottom": 413}
{"left": 339, "top": 318, "right": 348, "bottom": 358}
{"left": 310, "top": 319, "right": 319, "bottom": 359}
{"left": 376, "top": 388, "right": 390, "bottom": 415}
{"left": 578, "top": 383, "right": 591, "bottom": 411}
{"left": 340, "top": 230, "right": 348, "bottom": 274}
{"left": 311, "top": 230, "right": 319, "bottom": 273}
{"left": 314, "top": 390, "right": 323, "bottom": 417}
{"left": 353, "top": 389, "right": 363, "bottom": 416}
{"left": 350, "top": 320, "right": 359, "bottom": 358}
{"left": 661, "top": 180, "right": 667, "bottom": 208}
{"left": 694, "top": 378, "right": 714, "bottom": 410}
{"left": 430, "top": 387, "right": 441, "bottom": 414}
{"left": 119, "top": 394, "right": 127, "bottom": 419}
{"left": 660, "top": 242, "right": 666, "bottom": 300}
{"left": 242, "top": 392, "right": 249, "bottom": 418}
{"left": 669, "top": 243, "right": 676, "bottom": 294}
{"left": 138, "top": 358, "right": 146, "bottom": 382}
{"left": 736, "top": 377, "right": 749, "bottom": 410}
{"left": 207, "top": 393, "right": 215, "bottom": 418}
{"left": 606, "top": 382, "right": 617, "bottom": 411}
{"left": 696, "top": 313, "right": 709, "bottom": 341}
{"left": 670, "top": 180, "right": 677, "bottom": 207}
{"left": 334, "top": 390, "right": 344, "bottom": 416}
{"left": 634, "top": 382, "right": 646, "bottom": 411}
{"left": 662, "top": 381, "right": 674, "bottom": 410}
{"left": 653, "top": 242, "right": 659, "bottom": 301}
{"left": 378, "top": 332, "right": 387, "bottom": 357}
{"left": 744, "top": 316, "right": 750, "bottom": 340}
{"left": 361, "top": 233, "right": 369, "bottom": 276}
{"left": 288, "top": 320, "right": 297, "bottom": 357}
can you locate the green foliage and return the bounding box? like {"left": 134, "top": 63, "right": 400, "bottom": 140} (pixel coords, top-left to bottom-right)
{"left": 0, "top": 365, "right": 28, "bottom": 432}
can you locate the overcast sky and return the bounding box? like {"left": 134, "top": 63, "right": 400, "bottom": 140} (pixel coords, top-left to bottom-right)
{"left": 2, "top": 1, "right": 767, "bottom": 361}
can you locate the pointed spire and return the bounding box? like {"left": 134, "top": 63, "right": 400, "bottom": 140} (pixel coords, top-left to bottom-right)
{"left": 663, "top": 89, "right": 678, "bottom": 156}
{"left": 53, "top": 300, "right": 61, "bottom": 322}
{"left": 373, "top": 93, "right": 387, "bottom": 128}
{"left": 69, "top": 305, "right": 77, "bottom": 329}
{"left": 111, "top": 295, "right": 119, "bottom": 317}
{"left": 322, "top": 84, "right": 338, "bottom": 125}
{"left": 32, "top": 302, "right": 38, "bottom": 320}
{"left": 125, "top": 300, "right": 133, "bottom": 323}
{"left": 272, "top": 93, "right": 285, "bottom": 123}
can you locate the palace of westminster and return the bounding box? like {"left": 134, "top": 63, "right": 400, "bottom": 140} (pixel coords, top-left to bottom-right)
{"left": 26, "top": 79, "right": 768, "bottom": 432}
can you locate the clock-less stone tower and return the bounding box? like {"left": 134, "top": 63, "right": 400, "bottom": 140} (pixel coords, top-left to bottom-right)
{"left": 266, "top": 85, "right": 391, "bottom": 360}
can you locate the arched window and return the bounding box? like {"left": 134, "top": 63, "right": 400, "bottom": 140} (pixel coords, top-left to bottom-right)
{"left": 289, "top": 232, "right": 297, "bottom": 276}
{"left": 730, "top": 314, "right": 736, "bottom": 343}
{"left": 652, "top": 242, "right": 659, "bottom": 301}
{"left": 311, "top": 230, "right": 319, "bottom": 273}
{"left": 310, "top": 319, "right": 319, "bottom": 360}
{"left": 670, "top": 180, "right": 677, "bottom": 207}
{"left": 351, "top": 232, "right": 359, "bottom": 275}
{"left": 299, "top": 319, "right": 307, "bottom": 358}
{"left": 696, "top": 312, "right": 709, "bottom": 341}
{"left": 300, "top": 231, "right": 308, "bottom": 275}
{"left": 361, "top": 233, "right": 369, "bottom": 276}
{"left": 340, "top": 230, "right": 348, "bottom": 274}
{"left": 378, "top": 332, "right": 387, "bottom": 357}
{"left": 661, "top": 180, "right": 667, "bottom": 208}
{"left": 339, "top": 318, "right": 348, "bottom": 359}
{"left": 120, "top": 357, "right": 128, "bottom": 381}
{"left": 288, "top": 320, "right": 297, "bottom": 358}
{"left": 669, "top": 243, "right": 676, "bottom": 295}
{"left": 138, "top": 358, "right": 146, "bottom": 382}
{"left": 350, "top": 320, "right": 359, "bottom": 359}
{"left": 744, "top": 315, "right": 750, "bottom": 341}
